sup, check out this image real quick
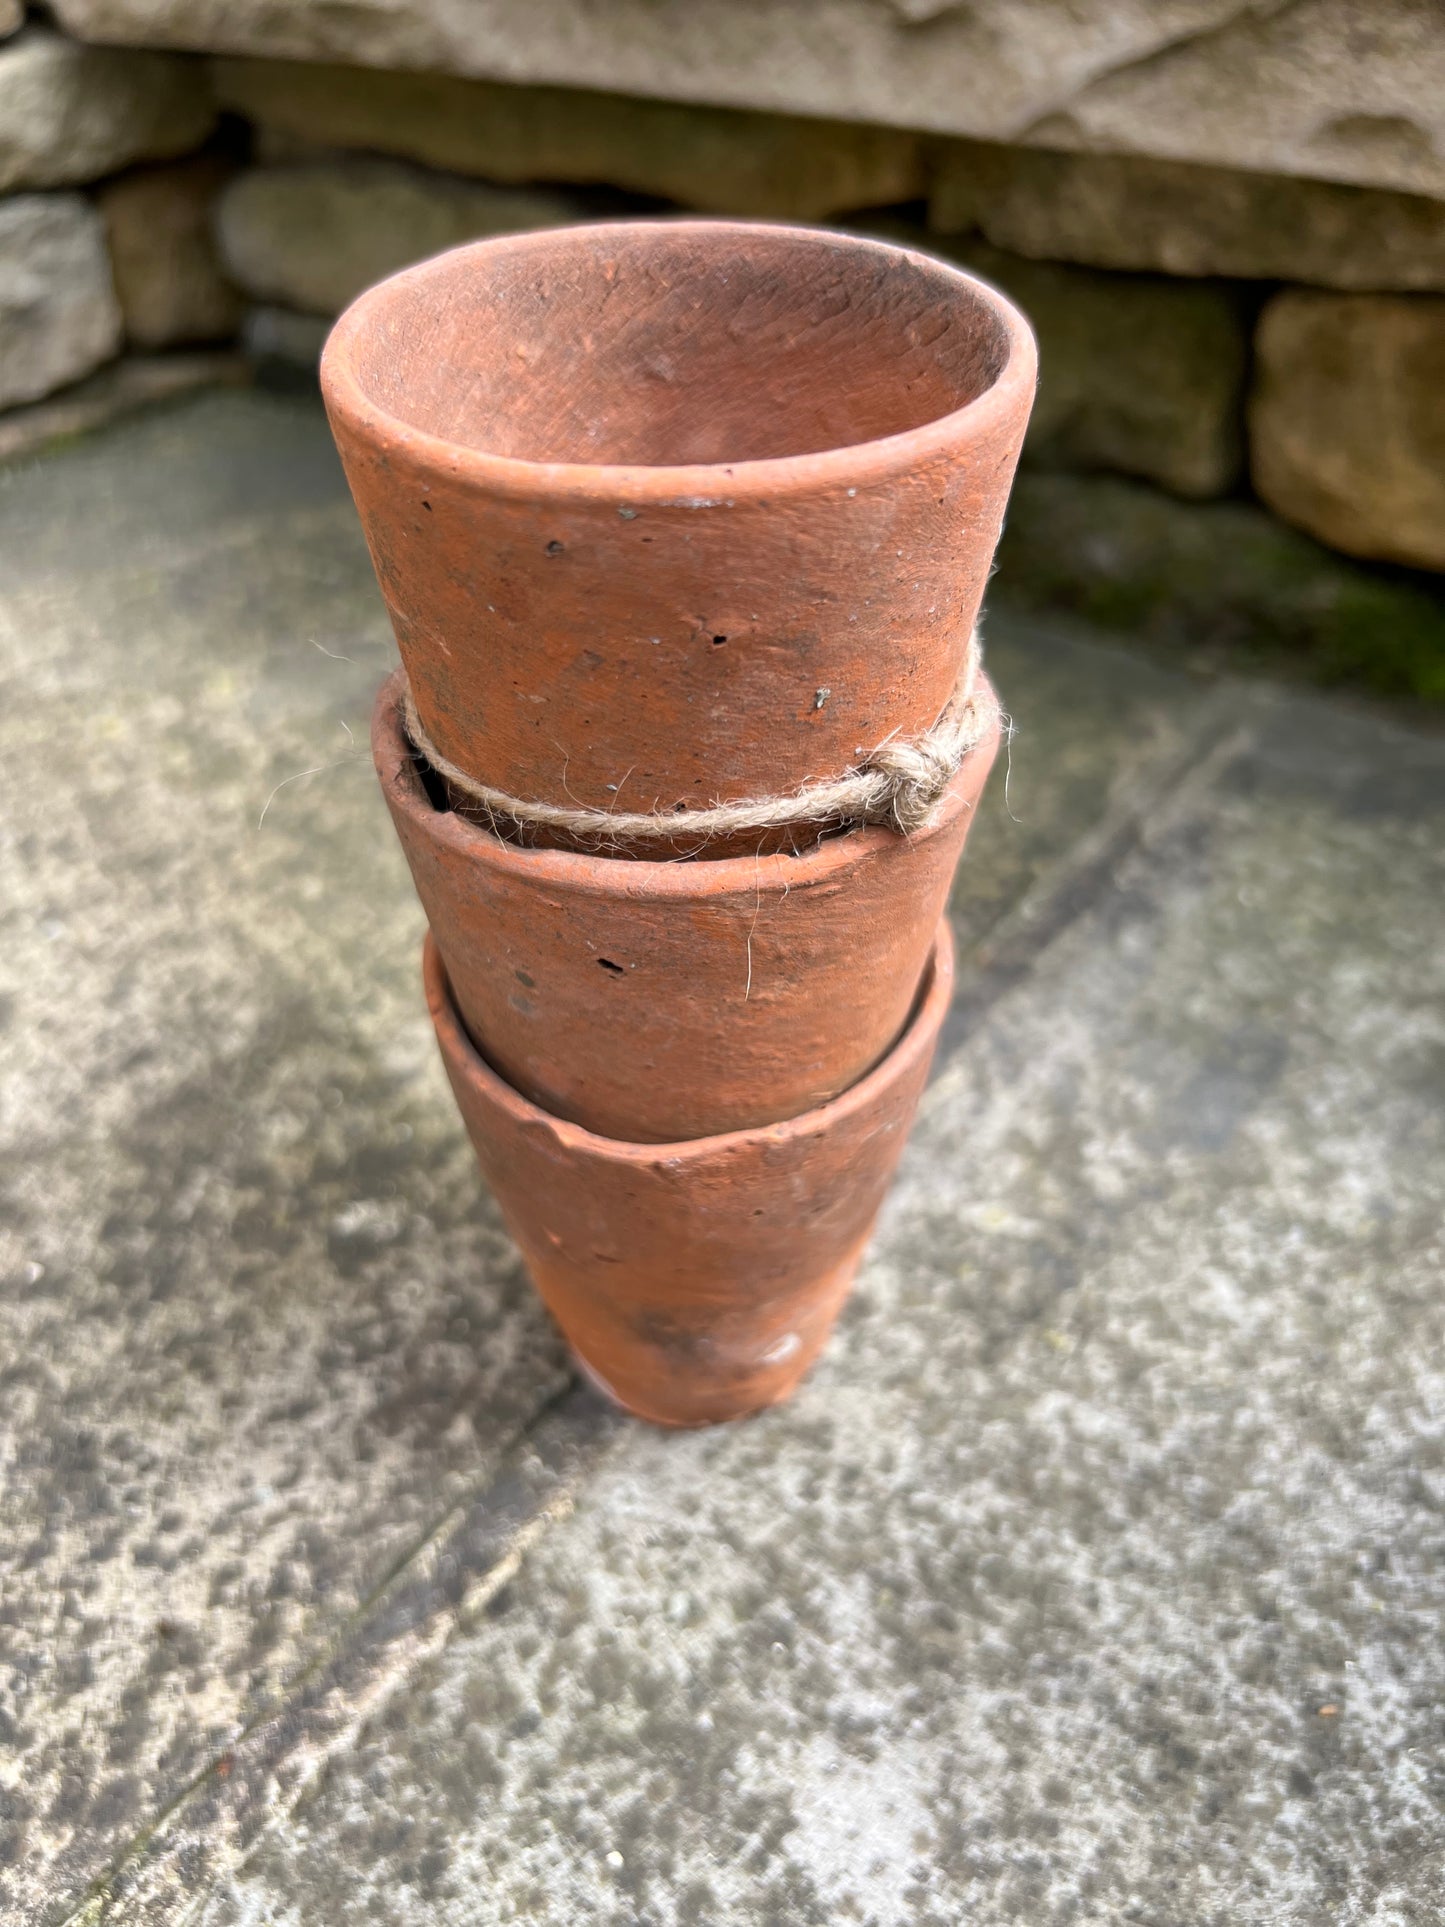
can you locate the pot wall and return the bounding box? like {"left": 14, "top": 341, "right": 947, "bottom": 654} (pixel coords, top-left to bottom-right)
{"left": 376, "top": 669, "right": 996, "bottom": 1142}
{"left": 325, "top": 221, "right": 1034, "bottom": 842}
{"left": 425, "top": 918, "right": 954, "bottom": 1426}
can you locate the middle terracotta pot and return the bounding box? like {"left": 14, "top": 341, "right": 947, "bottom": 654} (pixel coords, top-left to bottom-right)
{"left": 375, "top": 669, "right": 998, "bottom": 1143}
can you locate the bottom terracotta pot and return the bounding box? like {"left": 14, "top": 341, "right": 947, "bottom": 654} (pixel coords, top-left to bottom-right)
{"left": 425, "top": 919, "right": 955, "bottom": 1427}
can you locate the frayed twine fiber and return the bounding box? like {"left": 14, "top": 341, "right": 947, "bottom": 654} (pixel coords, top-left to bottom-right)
{"left": 402, "top": 629, "right": 995, "bottom": 849}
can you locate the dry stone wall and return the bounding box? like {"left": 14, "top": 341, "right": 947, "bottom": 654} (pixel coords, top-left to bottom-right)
{"left": 43, "top": 0, "right": 1445, "bottom": 200}
{"left": 0, "top": 22, "right": 231, "bottom": 410}
{"left": 0, "top": 7, "right": 1442, "bottom": 684}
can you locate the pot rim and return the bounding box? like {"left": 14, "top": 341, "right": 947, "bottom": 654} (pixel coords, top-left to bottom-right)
{"left": 425, "top": 915, "right": 954, "bottom": 1165}
{"left": 322, "top": 218, "right": 1038, "bottom": 505}
{"left": 374, "top": 668, "right": 999, "bottom": 887}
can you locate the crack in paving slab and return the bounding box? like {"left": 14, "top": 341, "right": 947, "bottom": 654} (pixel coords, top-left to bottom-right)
{"left": 940, "top": 682, "right": 1249, "bottom": 1058}
{"left": 51, "top": 1383, "right": 627, "bottom": 1927}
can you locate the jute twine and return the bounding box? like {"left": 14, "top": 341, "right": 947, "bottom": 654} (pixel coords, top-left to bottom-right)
{"left": 402, "top": 628, "right": 996, "bottom": 849}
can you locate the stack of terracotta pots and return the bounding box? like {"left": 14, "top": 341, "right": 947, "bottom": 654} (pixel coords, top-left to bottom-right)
{"left": 322, "top": 221, "right": 1035, "bottom": 1426}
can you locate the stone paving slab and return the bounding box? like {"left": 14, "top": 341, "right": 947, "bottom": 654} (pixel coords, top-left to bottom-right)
{"left": 197, "top": 689, "right": 1445, "bottom": 1927}
{"left": 0, "top": 394, "right": 579, "bottom": 1924}
{"left": 0, "top": 391, "right": 1217, "bottom": 1923}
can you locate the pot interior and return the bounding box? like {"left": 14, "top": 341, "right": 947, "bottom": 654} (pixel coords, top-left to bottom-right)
{"left": 340, "top": 223, "right": 1014, "bottom": 468}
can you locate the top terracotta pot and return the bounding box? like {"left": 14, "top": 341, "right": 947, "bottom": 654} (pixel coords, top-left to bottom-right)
{"left": 322, "top": 220, "right": 1035, "bottom": 841}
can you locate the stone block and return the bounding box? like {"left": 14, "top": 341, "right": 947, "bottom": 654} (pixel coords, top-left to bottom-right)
{"left": 99, "top": 155, "right": 242, "bottom": 347}
{"left": 1250, "top": 289, "right": 1445, "bottom": 571}
{"left": 0, "top": 25, "right": 214, "bottom": 194}
{"left": 876, "top": 224, "right": 1247, "bottom": 499}
{"left": 215, "top": 159, "right": 583, "bottom": 317}
{"left": 932, "top": 142, "right": 1445, "bottom": 293}
{"left": 0, "top": 193, "right": 122, "bottom": 408}
{"left": 212, "top": 57, "right": 924, "bottom": 220}
{"left": 48, "top": 0, "right": 1445, "bottom": 202}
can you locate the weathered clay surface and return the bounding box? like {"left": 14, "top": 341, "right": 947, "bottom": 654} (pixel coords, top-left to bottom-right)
{"left": 201, "top": 687, "right": 1445, "bottom": 1927}
{"left": 323, "top": 221, "right": 1034, "bottom": 827}
{"left": 428, "top": 923, "right": 953, "bottom": 1426}
{"left": 377, "top": 671, "right": 997, "bottom": 1140}
{"left": 0, "top": 393, "right": 573, "bottom": 1922}
{"left": 889, "top": 224, "right": 1247, "bottom": 499}
{"left": 0, "top": 25, "right": 214, "bottom": 193}
{"left": 99, "top": 156, "right": 242, "bottom": 348}
{"left": 1250, "top": 289, "right": 1445, "bottom": 572}
{"left": 215, "top": 159, "right": 582, "bottom": 318}
{"left": 48, "top": 0, "right": 1445, "bottom": 200}
{"left": 0, "top": 194, "right": 122, "bottom": 408}
{"left": 213, "top": 56, "right": 925, "bottom": 219}
{"left": 933, "top": 142, "right": 1445, "bottom": 292}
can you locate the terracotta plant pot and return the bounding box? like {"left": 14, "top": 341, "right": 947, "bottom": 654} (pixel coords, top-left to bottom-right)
{"left": 377, "top": 669, "right": 996, "bottom": 1142}
{"left": 425, "top": 919, "right": 954, "bottom": 1426}
{"left": 324, "top": 219, "right": 1034, "bottom": 849}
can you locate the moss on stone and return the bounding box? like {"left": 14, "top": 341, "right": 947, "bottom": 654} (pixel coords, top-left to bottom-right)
{"left": 995, "top": 471, "right": 1445, "bottom": 701}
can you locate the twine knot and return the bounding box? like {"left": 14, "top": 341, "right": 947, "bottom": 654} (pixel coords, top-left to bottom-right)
{"left": 402, "top": 630, "right": 996, "bottom": 853}
{"left": 860, "top": 711, "right": 984, "bottom": 834}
